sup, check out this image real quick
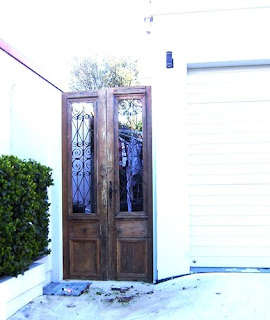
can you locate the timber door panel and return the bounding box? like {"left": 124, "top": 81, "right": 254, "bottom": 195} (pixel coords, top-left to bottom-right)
{"left": 62, "top": 87, "right": 152, "bottom": 281}
{"left": 107, "top": 87, "right": 152, "bottom": 281}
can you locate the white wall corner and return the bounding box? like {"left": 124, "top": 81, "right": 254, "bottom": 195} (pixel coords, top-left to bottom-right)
{"left": 0, "top": 262, "right": 45, "bottom": 319}
{"left": 151, "top": 39, "right": 190, "bottom": 279}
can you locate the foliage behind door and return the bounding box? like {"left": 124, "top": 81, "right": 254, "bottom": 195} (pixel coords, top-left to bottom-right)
{"left": 62, "top": 87, "right": 152, "bottom": 281}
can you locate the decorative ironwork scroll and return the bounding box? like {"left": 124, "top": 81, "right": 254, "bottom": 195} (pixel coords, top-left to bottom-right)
{"left": 118, "top": 100, "right": 143, "bottom": 212}
{"left": 71, "top": 102, "right": 95, "bottom": 214}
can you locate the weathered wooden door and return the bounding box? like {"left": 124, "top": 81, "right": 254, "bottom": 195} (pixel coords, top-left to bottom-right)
{"left": 62, "top": 87, "right": 152, "bottom": 281}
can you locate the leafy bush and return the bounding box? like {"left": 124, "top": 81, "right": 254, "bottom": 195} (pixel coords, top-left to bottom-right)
{"left": 0, "top": 155, "right": 53, "bottom": 277}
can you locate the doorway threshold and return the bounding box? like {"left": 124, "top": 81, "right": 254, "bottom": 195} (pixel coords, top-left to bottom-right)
{"left": 190, "top": 267, "right": 270, "bottom": 274}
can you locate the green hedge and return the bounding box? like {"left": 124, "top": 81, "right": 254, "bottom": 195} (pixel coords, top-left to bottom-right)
{"left": 0, "top": 155, "right": 53, "bottom": 277}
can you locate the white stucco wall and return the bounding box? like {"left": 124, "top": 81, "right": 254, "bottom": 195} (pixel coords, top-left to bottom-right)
{"left": 0, "top": 48, "right": 63, "bottom": 282}
{"left": 150, "top": 7, "right": 270, "bottom": 64}
{"left": 149, "top": 5, "right": 270, "bottom": 280}
{"left": 151, "top": 0, "right": 270, "bottom": 15}
{"left": 0, "top": 50, "right": 11, "bottom": 155}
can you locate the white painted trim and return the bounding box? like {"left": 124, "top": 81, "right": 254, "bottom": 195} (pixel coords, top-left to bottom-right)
{"left": 0, "top": 261, "right": 46, "bottom": 319}
{"left": 152, "top": 6, "right": 270, "bottom": 16}
{"left": 152, "top": 57, "right": 190, "bottom": 281}
{"left": 187, "top": 59, "right": 270, "bottom": 69}
{"left": 150, "top": 1, "right": 270, "bottom": 16}
{"left": 152, "top": 122, "right": 158, "bottom": 283}
{"left": 0, "top": 37, "right": 63, "bottom": 93}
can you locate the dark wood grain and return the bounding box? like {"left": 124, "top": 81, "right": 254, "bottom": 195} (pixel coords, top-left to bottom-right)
{"left": 62, "top": 87, "right": 152, "bottom": 281}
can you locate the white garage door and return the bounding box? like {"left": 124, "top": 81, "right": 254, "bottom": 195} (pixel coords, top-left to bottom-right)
{"left": 188, "top": 65, "right": 270, "bottom": 268}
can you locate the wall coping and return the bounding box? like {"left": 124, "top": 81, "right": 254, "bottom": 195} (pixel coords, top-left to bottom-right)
{"left": 0, "top": 37, "right": 63, "bottom": 93}
{"left": 0, "top": 262, "right": 46, "bottom": 319}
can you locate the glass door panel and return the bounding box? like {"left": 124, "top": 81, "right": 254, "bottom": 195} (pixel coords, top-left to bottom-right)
{"left": 118, "top": 99, "right": 143, "bottom": 212}
{"left": 71, "top": 102, "right": 95, "bottom": 214}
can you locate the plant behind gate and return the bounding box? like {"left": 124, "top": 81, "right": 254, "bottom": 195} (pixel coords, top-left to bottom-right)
{"left": 0, "top": 155, "right": 53, "bottom": 277}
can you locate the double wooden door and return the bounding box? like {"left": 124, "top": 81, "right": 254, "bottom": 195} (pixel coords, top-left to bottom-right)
{"left": 62, "top": 87, "right": 152, "bottom": 281}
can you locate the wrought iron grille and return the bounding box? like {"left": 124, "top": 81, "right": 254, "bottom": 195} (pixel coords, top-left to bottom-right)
{"left": 118, "top": 99, "right": 143, "bottom": 212}
{"left": 71, "top": 102, "right": 95, "bottom": 214}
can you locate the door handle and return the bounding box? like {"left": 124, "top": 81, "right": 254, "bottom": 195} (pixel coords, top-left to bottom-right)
{"left": 109, "top": 181, "right": 117, "bottom": 207}
{"left": 109, "top": 181, "right": 113, "bottom": 207}
{"left": 100, "top": 225, "right": 104, "bottom": 237}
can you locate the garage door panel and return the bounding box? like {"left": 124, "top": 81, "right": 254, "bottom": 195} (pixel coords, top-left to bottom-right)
{"left": 191, "top": 215, "right": 270, "bottom": 226}
{"left": 188, "top": 69, "right": 270, "bottom": 103}
{"left": 187, "top": 104, "right": 270, "bottom": 135}
{"left": 188, "top": 164, "right": 270, "bottom": 175}
{"left": 191, "top": 246, "right": 270, "bottom": 257}
{"left": 188, "top": 65, "right": 270, "bottom": 78}
{"left": 191, "top": 226, "right": 270, "bottom": 237}
{"left": 187, "top": 106, "right": 270, "bottom": 123}
{"left": 187, "top": 71, "right": 270, "bottom": 87}
{"left": 189, "top": 185, "right": 270, "bottom": 196}
{"left": 188, "top": 143, "right": 270, "bottom": 155}
{"left": 191, "top": 236, "right": 270, "bottom": 247}
{"left": 188, "top": 91, "right": 270, "bottom": 104}
{"left": 188, "top": 65, "right": 270, "bottom": 268}
{"left": 187, "top": 123, "right": 270, "bottom": 135}
{"left": 187, "top": 100, "right": 270, "bottom": 114}
{"left": 188, "top": 153, "right": 270, "bottom": 165}
{"left": 190, "top": 205, "right": 270, "bottom": 216}
{"left": 189, "top": 175, "right": 270, "bottom": 185}
{"left": 188, "top": 132, "right": 270, "bottom": 145}
{"left": 190, "top": 195, "right": 270, "bottom": 206}
{"left": 190, "top": 256, "right": 270, "bottom": 268}
{"left": 187, "top": 126, "right": 259, "bottom": 136}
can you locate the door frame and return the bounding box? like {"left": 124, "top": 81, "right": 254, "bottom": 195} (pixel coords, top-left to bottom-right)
{"left": 62, "top": 87, "right": 153, "bottom": 281}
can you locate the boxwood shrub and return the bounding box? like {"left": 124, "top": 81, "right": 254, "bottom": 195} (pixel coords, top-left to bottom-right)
{"left": 0, "top": 155, "right": 53, "bottom": 277}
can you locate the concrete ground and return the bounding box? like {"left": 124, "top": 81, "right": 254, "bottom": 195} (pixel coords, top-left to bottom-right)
{"left": 9, "top": 273, "right": 270, "bottom": 320}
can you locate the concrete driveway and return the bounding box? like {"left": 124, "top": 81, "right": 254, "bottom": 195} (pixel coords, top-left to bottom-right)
{"left": 9, "top": 273, "right": 270, "bottom": 320}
